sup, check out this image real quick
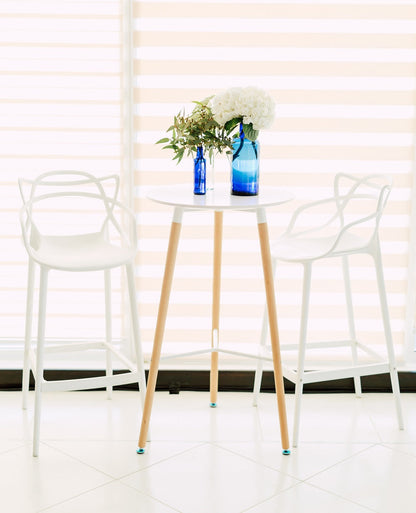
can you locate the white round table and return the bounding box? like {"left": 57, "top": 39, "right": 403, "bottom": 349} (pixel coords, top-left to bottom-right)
{"left": 146, "top": 182, "right": 293, "bottom": 211}
{"left": 138, "top": 183, "right": 294, "bottom": 455}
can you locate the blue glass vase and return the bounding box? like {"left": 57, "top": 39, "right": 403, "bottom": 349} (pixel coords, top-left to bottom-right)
{"left": 193, "top": 146, "right": 206, "bottom": 195}
{"left": 231, "top": 124, "right": 260, "bottom": 196}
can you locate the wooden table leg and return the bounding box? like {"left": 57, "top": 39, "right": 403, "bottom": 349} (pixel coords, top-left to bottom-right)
{"left": 137, "top": 208, "right": 183, "bottom": 453}
{"left": 210, "top": 211, "right": 223, "bottom": 407}
{"left": 256, "top": 208, "right": 290, "bottom": 454}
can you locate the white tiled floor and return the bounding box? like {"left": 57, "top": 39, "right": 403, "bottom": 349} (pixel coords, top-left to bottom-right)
{"left": 1, "top": 389, "right": 415, "bottom": 513}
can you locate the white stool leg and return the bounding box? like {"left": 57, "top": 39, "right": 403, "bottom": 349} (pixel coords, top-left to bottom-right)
{"left": 22, "top": 258, "right": 35, "bottom": 410}
{"left": 253, "top": 259, "right": 276, "bottom": 406}
{"left": 126, "top": 262, "right": 147, "bottom": 409}
{"left": 104, "top": 269, "right": 113, "bottom": 400}
{"left": 342, "top": 255, "right": 362, "bottom": 396}
{"left": 373, "top": 243, "right": 404, "bottom": 429}
{"left": 33, "top": 266, "right": 48, "bottom": 457}
{"left": 293, "top": 262, "right": 312, "bottom": 448}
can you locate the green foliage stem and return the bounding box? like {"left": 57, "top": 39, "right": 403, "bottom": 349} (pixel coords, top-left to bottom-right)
{"left": 156, "top": 97, "right": 234, "bottom": 164}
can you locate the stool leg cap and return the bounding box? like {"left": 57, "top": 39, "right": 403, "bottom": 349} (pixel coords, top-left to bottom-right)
{"left": 136, "top": 448, "right": 145, "bottom": 454}
{"left": 210, "top": 402, "right": 217, "bottom": 408}
{"left": 282, "top": 449, "right": 291, "bottom": 455}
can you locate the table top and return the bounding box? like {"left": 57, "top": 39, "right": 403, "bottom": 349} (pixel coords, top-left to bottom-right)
{"left": 147, "top": 183, "right": 293, "bottom": 211}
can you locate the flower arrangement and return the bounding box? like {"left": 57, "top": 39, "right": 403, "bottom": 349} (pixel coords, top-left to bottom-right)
{"left": 212, "top": 86, "right": 275, "bottom": 142}
{"left": 156, "top": 97, "right": 233, "bottom": 163}
{"left": 156, "top": 87, "right": 275, "bottom": 165}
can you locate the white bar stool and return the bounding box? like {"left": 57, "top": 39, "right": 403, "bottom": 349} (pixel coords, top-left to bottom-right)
{"left": 253, "top": 173, "right": 404, "bottom": 447}
{"left": 19, "top": 170, "right": 147, "bottom": 456}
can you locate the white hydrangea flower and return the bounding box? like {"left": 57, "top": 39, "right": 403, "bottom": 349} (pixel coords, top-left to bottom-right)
{"left": 212, "top": 87, "right": 242, "bottom": 125}
{"left": 212, "top": 86, "right": 275, "bottom": 131}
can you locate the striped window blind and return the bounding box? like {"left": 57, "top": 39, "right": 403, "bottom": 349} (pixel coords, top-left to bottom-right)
{"left": 0, "top": 1, "right": 125, "bottom": 367}
{"left": 133, "top": 0, "right": 416, "bottom": 368}
{"left": 1, "top": 1, "right": 415, "bottom": 371}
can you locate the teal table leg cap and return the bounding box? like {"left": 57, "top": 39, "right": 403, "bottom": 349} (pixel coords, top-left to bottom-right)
{"left": 136, "top": 448, "right": 145, "bottom": 454}
{"left": 282, "top": 449, "right": 291, "bottom": 455}
{"left": 210, "top": 402, "right": 217, "bottom": 408}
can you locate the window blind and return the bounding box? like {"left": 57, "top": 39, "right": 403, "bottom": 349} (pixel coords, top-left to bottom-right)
{"left": 133, "top": 0, "right": 416, "bottom": 367}
{"left": 0, "top": 0, "right": 125, "bottom": 367}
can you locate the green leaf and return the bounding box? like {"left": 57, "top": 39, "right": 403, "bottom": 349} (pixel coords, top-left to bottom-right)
{"left": 155, "top": 96, "right": 239, "bottom": 164}
{"left": 243, "top": 123, "right": 259, "bottom": 141}
{"left": 177, "top": 148, "right": 185, "bottom": 162}
{"left": 224, "top": 117, "right": 241, "bottom": 133}
{"left": 193, "top": 95, "right": 213, "bottom": 107}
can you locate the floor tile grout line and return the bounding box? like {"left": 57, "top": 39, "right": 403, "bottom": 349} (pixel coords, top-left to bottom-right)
{"left": 379, "top": 441, "right": 416, "bottom": 461}
{"left": 367, "top": 410, "right": 389, "bottom": 445}
{"left": 118, "top": 441, "right": 209, "bottom": 477}
{"left": 117, "top": 477, "right": 184, "bottom": 513}
{"left": 35, "top": 480, "right": 119, "bottom": 513}
{"left": 238, "top": 480, "right": 304, "bottom": 513}
{"left": 300, "top": 442, "right": 380, "bottom": 482}
{"left": 120, "top": 442, "right": 299, "bottom": 513}
{"left": 211, "top": 440, "right": 382, "bottom": 483}
{"left": 300, "top": 481, "right": 379, "bottom": 513}
{"left": 211, "top": 440, "right": 303, "bottom": 481}
{"left": 237, "top": 470, "right": 378, "bottom": 513}
{"left": 0, "top": 441, "right": 28, "bottom": 457}
{"left": 43, "top": 438, "right": 209, "bottom": 478}
{"left": 41, "top": 440, "right": 119, "bottom": 479}
{"left": 35, "top": 478, "right": 183, "bottom": 513}
{"left": 32, "top": 442, "right": 190, "bottom": 513}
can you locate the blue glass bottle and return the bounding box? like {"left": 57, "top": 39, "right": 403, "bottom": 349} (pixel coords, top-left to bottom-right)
{"left": 231, "top": 124, "right": 260, "bottom": 196}
{"left": 193, "top": 146, "right": 206, "bottom": 195}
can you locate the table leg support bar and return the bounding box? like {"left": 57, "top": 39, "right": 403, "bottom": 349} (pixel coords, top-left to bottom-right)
{"left": 257, "top": 209, "right": 291, "bottom": 454}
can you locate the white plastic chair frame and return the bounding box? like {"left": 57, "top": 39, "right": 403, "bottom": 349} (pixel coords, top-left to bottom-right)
{"left": 19, "top": 170, "right": 146, "bottom": 456}
{"left": 253, "top": 173, "right": 404, "bottom": 447}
